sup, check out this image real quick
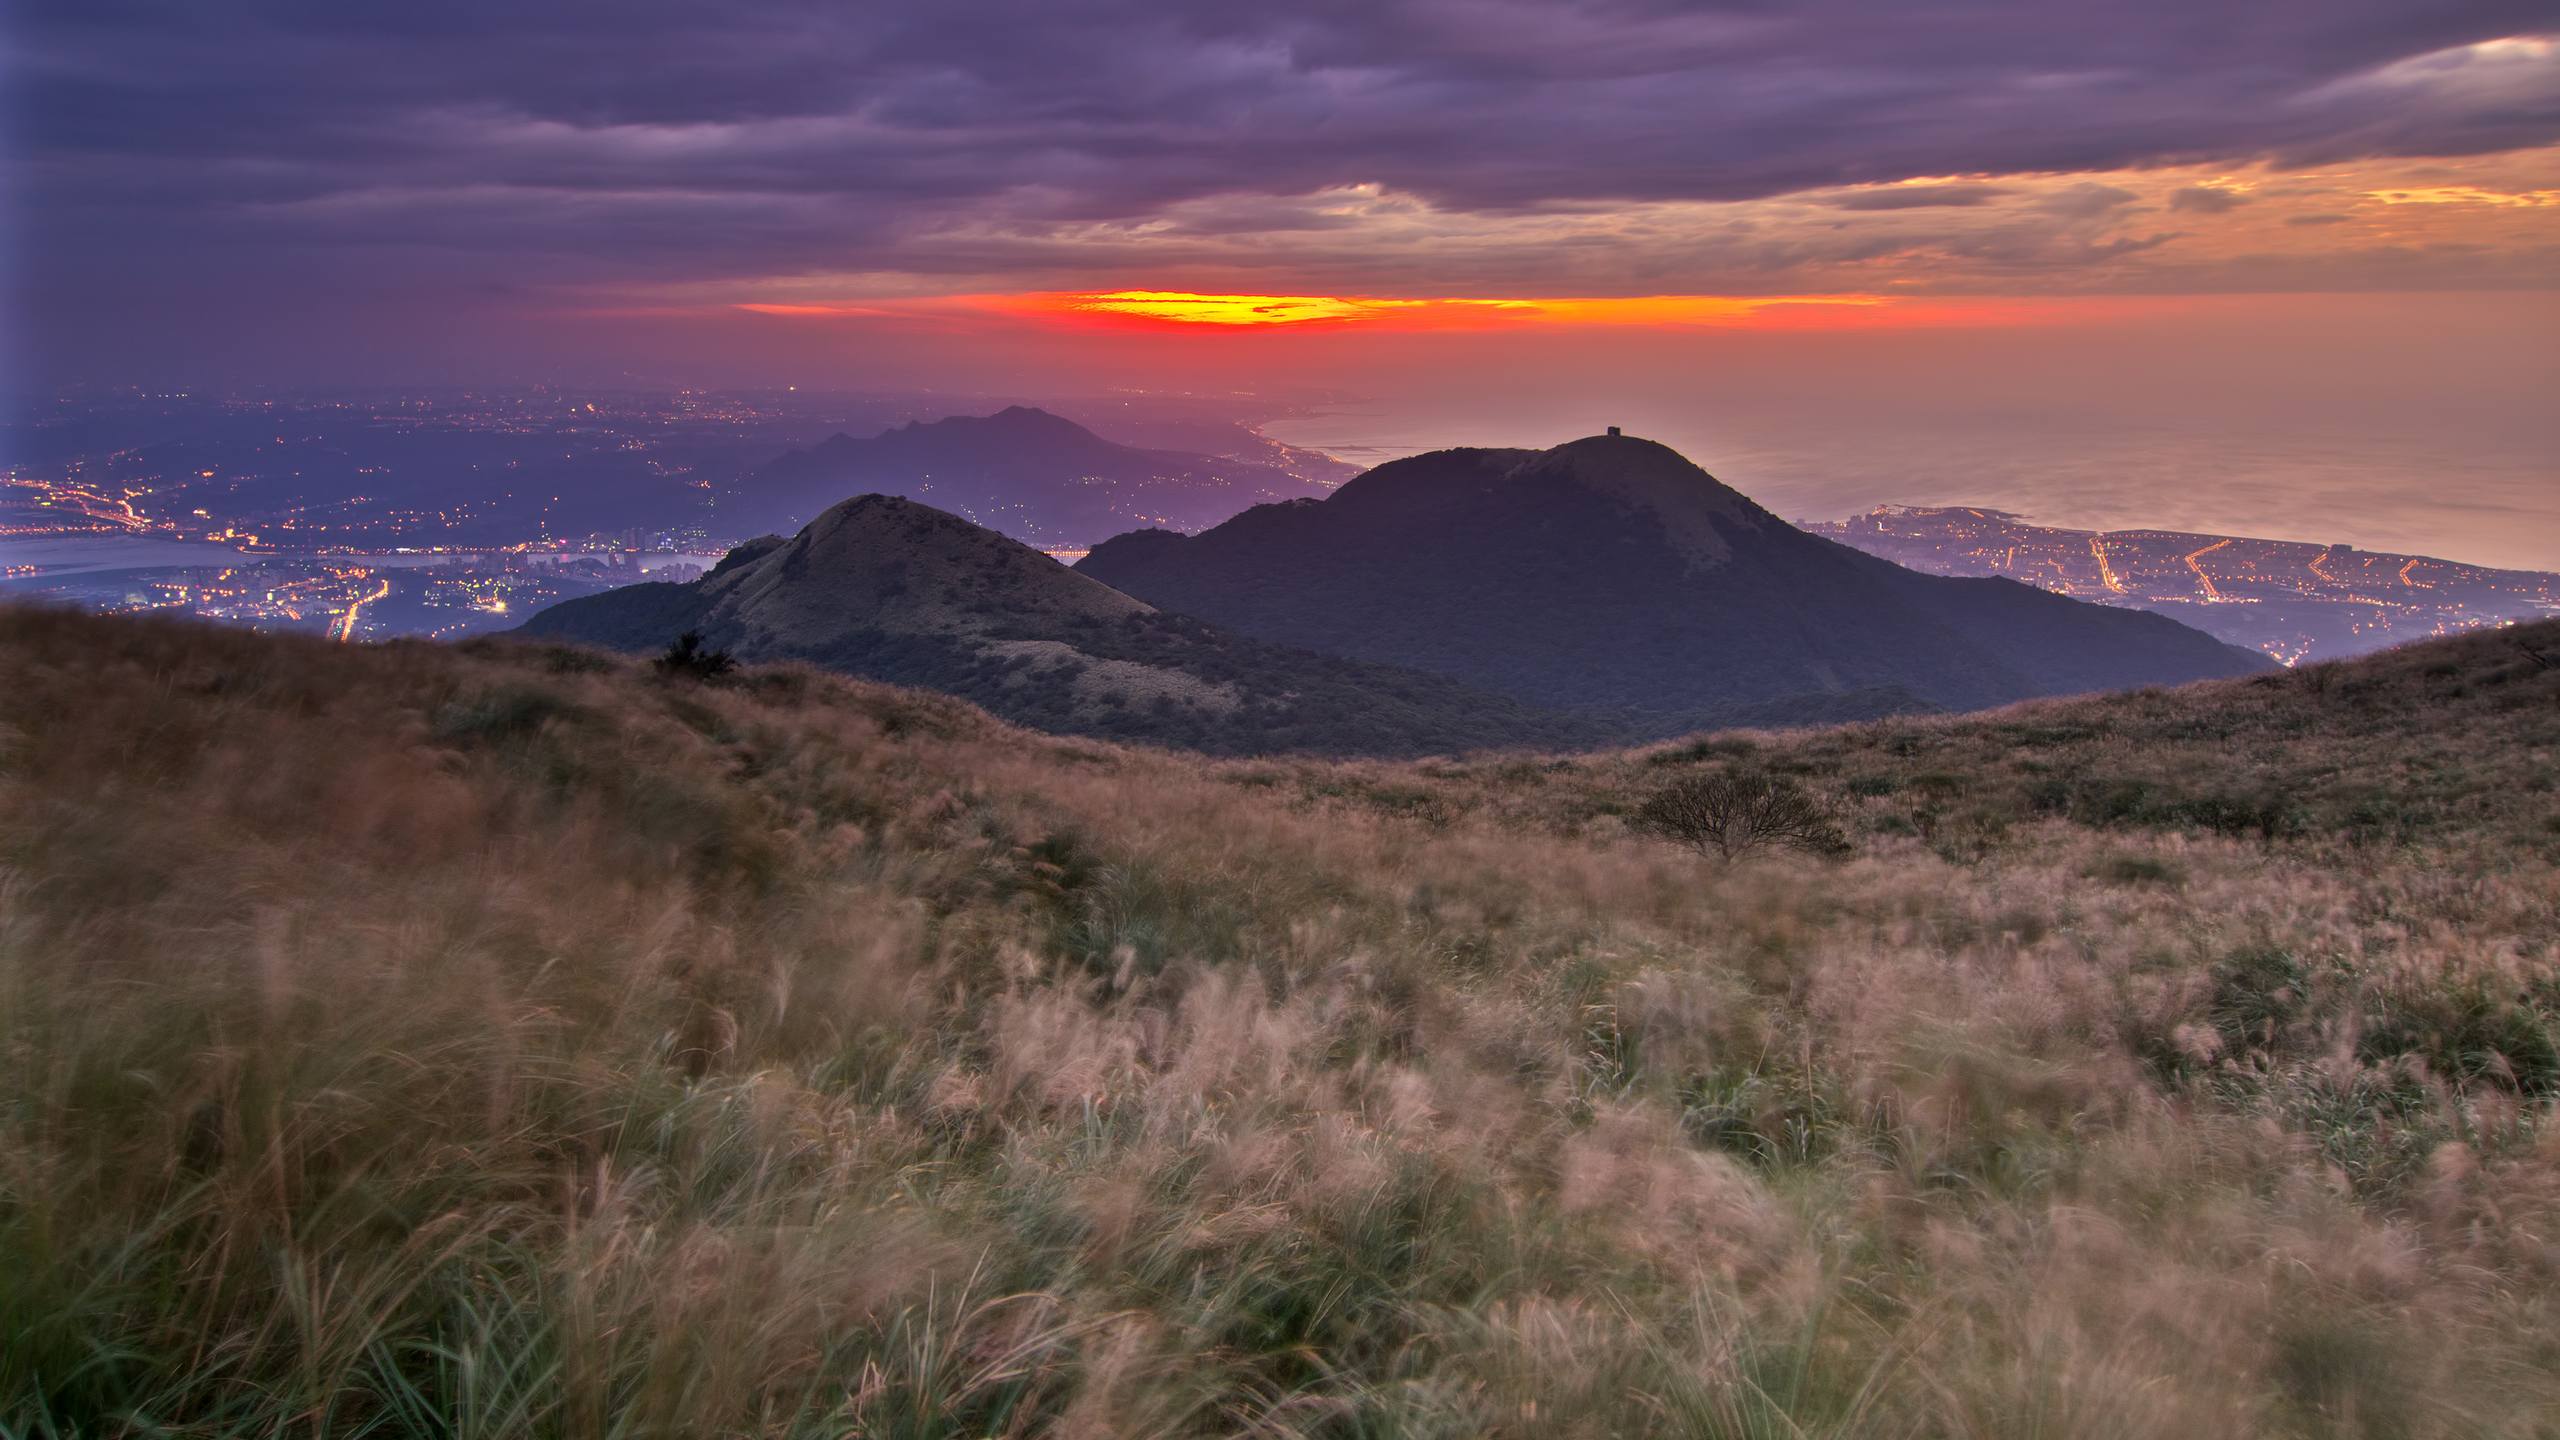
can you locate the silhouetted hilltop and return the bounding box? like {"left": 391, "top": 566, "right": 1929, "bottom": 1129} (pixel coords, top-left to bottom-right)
{"left": 1080, "top": 431, "right": 2272, "bottom": 733}
{"left": 721, "top": 406, "right": 1333, "bottom": 547}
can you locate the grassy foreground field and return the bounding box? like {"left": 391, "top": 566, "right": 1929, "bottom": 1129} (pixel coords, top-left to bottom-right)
{"left": 3, "top": 605, "right": 2556, "bottom": 1438}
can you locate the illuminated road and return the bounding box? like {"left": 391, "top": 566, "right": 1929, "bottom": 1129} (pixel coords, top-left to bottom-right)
{"left": 2088, "top": 537, "right": 2128, "bottom": 594}
{"left": 332, "top": 575, "right": 390, "bottom": 642}
{"left": 2183, "top": 538, "right": 2232, "bottom": 601}
{"left": 58, "top": 486, "right": 146, "bottom": 531}
{"left": 9, "top": 478, "right": 153, "bottom": 533}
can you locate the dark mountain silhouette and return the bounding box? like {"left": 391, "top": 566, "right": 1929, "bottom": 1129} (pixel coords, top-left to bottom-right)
{"left": 516, "top": 494, "right": 1610, "bottom": 756}
{"left": 719, "top": 406, "right": 1334, "bottom": 548}
{"left": 1077, "top": 432, "right": 2275, "bottom": 734}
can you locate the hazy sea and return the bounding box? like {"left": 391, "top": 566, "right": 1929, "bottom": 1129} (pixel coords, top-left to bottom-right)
{"left": 1263, "top": 407, "right": 2560, "bottom": 573}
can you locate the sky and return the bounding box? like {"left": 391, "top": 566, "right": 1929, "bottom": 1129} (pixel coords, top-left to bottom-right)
{"left": 7, "top": 1, "right": 2559, "bottom": 562}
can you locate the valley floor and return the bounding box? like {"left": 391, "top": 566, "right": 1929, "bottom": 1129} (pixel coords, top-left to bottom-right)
{"left": 3, "top": 606, "right": 2556, "bottom": 1437}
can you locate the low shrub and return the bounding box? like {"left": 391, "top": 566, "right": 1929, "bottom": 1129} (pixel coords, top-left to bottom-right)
{"left": 654, "top": 630, "right": 736, "bottom": 682}
{"left": 1632, "top": 770, "right": 1851, "bottom": 861}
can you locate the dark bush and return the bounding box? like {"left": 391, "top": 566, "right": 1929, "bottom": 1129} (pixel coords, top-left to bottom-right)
{"left": 2208, "top": 946, "right": 2311, "bottom": 1056}
{"left": 655, "top": 631, "right": 735, "bottom": 683}
{"left": 2359, "top": 984, "right": 2560, "bottom": 1096}
{"left": 1633, "top": 771, "right": 1851, "bottom": 862}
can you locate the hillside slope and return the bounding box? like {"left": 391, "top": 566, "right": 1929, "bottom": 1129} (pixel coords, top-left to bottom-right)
{"left": 722, "top": 405, "right": 1333, "bottom": 546}
{"left": 1081, "top": 432, "right": 2273, "bottom": 732}
{"left": 518, "top": 493, "right": 1608, "bottom": 756}
{"left": 4, "top": 605, "right": 2555, "bottom": 1435}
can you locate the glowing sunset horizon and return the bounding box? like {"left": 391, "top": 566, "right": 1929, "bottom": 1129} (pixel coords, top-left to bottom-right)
{"left": 722, "top": 290, "right": 1920, "bottom": 331}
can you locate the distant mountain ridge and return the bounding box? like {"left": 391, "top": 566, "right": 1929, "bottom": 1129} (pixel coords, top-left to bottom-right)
{"left": 517, "top": 494, "right": 1612, "bottom": 756}
{"left": 1078, "top": 432, "right": 2274, "bottom": 732}
{"left": 719, "top": 406, "right": 1334, "bottom": 549}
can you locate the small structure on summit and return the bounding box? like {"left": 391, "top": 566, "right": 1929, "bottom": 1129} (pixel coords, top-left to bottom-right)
{"left": 1607, "top": 425, "right": 1621, "bottom": 437}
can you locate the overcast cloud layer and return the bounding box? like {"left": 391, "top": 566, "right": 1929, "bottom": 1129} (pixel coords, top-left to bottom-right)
{"left": 8, "top": 0, "right": 2559, "bottom": 381}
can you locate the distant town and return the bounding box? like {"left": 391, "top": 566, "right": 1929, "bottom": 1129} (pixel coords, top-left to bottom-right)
{"left": 1809, "top": 505, "right": 2560, "bottom": 664}
{"left": 0, "top": 387, "right": 903, "bottom": 641}
{"left": 2, "top": 472, "right": 727, "bottom": 645}
{"left": 0, "top": 386, "right": 1361, "bottom": 640}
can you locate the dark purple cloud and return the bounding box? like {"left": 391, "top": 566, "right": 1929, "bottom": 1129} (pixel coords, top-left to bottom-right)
{"left": 7, "top": 0, "right": 2557, "bottom": 378}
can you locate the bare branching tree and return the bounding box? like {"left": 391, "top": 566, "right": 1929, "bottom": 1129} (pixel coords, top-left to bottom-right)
{"left": 1633, "top": 770, "right": 1851, "bottom": 862}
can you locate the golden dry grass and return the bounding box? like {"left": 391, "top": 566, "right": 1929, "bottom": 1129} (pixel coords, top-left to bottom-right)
{"left": 2, "top": 605, "right": 2555, "bottom": 1437}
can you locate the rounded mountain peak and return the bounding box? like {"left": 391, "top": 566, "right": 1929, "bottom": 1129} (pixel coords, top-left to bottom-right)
{"left": 704, "top": 492, "right": 1147, "bottom": 647}
{"left": 1511, "top": 431, "right": 1775, "bottom": 566}
{"left": 1309, "top": 432, "right": 1772, "bottom": 569}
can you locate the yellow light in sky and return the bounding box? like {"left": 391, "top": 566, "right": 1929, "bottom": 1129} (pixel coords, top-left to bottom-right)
{"left": 1053, "top": 290, "right": 1892, "bottom": 328}
{"left": 1068, "top": 291, "right": 1434, "bottom": 325}
{"left": 720, "top": 286, "right": 2058, "bottom": 333}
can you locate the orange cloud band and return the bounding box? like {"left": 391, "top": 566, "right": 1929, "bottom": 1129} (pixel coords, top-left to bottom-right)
{"left": 720, "top": 289, "right": 2174, "bottom": 333}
